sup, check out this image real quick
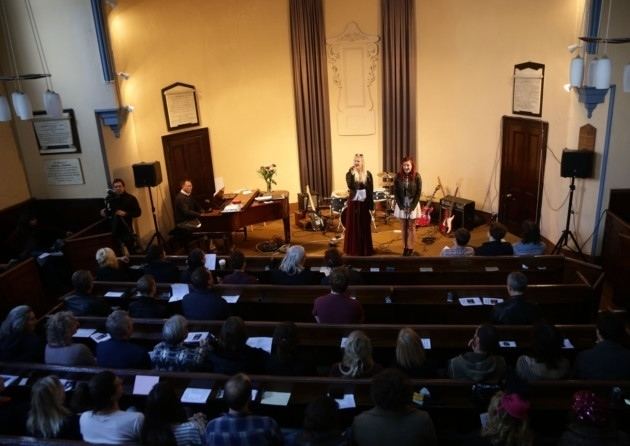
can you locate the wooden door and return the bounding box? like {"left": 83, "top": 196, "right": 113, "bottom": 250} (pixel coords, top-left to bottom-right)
{"left": 499, "top": 116, "right": 547, "bottom": 235}
{"left": 162, "top": 128, "right": 215, "bottom": 214}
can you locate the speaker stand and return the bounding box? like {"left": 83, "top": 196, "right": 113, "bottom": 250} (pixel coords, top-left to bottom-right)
{"left": 552, "top": 176, "right": 585, "bottom": 260}
{"left": 145, "top": 186, "right": 166, "bottom": 250}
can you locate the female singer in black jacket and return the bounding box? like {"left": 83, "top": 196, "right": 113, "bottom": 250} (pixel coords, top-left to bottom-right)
{"left": 344, "top": 154, "right": 374, "bottom": 256}
{"left": 394, "top": 157, "right": 422, "bottom": 256}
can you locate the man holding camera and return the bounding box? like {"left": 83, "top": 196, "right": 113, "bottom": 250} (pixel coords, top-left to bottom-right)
{"left": 100, "top": 178, "right": 141, "bottom": 253}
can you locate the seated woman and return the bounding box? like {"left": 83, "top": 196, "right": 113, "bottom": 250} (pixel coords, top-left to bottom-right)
{"left": 266, "top": 321, "right": 312, "bottom": 376}
{"left": 149, "top": 315, "right": 210, "bottom": 372}
{"left": 142, "top": 381, "right": 206, "bottom": 446}
{"left": 0, "top": 305, "right": 44, "bottom": 362}
{"left": 393, "top": 327, "right": 436, "bottom": 378}
{"left": 221, "top": 250, "right": 258, "bottom": 284}
{"left": 95, "top": 247, "right": 130, "bottom": 281}
{"left": 330, "top": 330, "right": 382, "bottom": 379}
{"left": 128, "top": 274, "right": 169, "bottom": 319}
{"left": 143, "top": 244, "right": 180, "bottom": 283}
{"left": 270, "top": 245, "right": 323, "bottom": 285}
{"left": 26, "top": 375, "right": 81, "bottom": 440}
{"left": 45, "top": 311, "right": 96, "bottom": 366}
{"left": 78, "top": 371, "right": 144, "bottom": 444}
{"left": 515, "top": 323, "right": 570, "bottom": 381}
{"left": 512, "top": 220, "right": 546, "bottom": 256}
{"left": 180, "top": 248, "right": 205, "bottom": 284}
{"left": 467, "top": 391, "right": 533, "bottom": 446}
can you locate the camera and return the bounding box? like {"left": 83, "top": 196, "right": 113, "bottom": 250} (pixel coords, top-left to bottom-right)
{"left": 103, "top": 189, "right": 117, "bottom": 217}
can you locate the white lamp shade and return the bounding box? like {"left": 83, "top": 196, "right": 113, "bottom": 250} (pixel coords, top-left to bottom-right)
{"left": 587, "top": 57, "right": 598, "bottom": 87}
{"left": 569, "top": 55, "right": 584, "bottom": 87}
{"left": 11, "top": 91, "right": 33, "bottom": 120}
{"left": 44, "top": 90, "right": 63, "bottom": 118}
{"left": 0, "top": 96, "right": 11, "bottom": 122}
{"left": 623, "top": 63, "right": 630, "bottom": 93}
{"left": 593, "top": 57, "right": 612, "bottom": 89}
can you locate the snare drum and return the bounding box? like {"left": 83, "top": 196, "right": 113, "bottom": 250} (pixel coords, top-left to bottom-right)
{"left": 373, "top": 188, "right": 388, "bottom": 202}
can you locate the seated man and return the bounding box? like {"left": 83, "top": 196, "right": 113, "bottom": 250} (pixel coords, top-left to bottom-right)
{"left": 313, "top": 267, "right": 364, "bottom": 324}
{"left": 142, "top": 244, "right": 180, "bottom": 283}
{"left": 320, "top": 247, "right": 363, "bottom": 285}
{"left": 149, "top": 315, "right": 210, "bottom": 371}
{"left": 182, "top": 267, "right": 230, "bottom": 320}
{"left": 205, "top": 373, "right": 283, "bottom": 446}
{"left": 174, "top": 179, "right": 203, "bottom": 229}
{"left": 128, "top": 274, "right": 169, "bottom": 319}
{"left": 574, "top": 311, "right": 630, "bottom": 380}
{"left": 440, "top": 227, "right": 474, "bottom": 257}
{"left": 447, "top": 324, "right": 506, "bottom": 382}
{"left": 96, "top": 310, "right": 151, "bottom": 369}
{"left": 63, "top": 270, "right": 111, "bottom": 317}
{"left": 492, "top": 272, "right": 542, "bottom": 325}
{"left": 474, "top": 222, "right": 514, "bottom": 256}
{"left": 221, "top": 250, "right": 258, "bottom": 284}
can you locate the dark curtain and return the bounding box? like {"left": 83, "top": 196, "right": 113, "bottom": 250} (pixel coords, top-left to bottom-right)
{"left": 381, "top": 0, "right": 417, "bottom": 172}
{"left": 290, "top": 0, "right": 332, "bottom": 197}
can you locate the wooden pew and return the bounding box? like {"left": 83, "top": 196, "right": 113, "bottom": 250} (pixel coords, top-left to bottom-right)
{"left": 63, "top": 219, "right": 115, "bottom": 273}
{"left": 0, "top": 258, "right": 47, "bottom": 316}
{"left": 86, "top": 281, "right": 598, "bottom": 324}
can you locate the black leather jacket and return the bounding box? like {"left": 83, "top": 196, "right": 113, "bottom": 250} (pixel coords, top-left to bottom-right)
{"left": 394, "top": 172, "right": 422, "bottom": 211}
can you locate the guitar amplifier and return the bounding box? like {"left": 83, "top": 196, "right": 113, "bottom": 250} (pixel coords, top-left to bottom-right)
{"left": 440, "top": 196, "right": 475, "bottom": 230}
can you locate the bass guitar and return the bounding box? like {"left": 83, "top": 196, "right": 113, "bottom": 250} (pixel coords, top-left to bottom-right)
{"left": 416, "top": 185, "right": 441, "bottom": 227}
{"left": 439, "top": 186, "right": 459, "bottom": 235}
{"left": 305, "top": 185, "right": 324, "bottom": 231}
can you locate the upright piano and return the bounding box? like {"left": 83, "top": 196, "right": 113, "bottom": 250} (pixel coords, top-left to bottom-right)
{"left": 199, "top": 189, "right": 290, "bottom": 249}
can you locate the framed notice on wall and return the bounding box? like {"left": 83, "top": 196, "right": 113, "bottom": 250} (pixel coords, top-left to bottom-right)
{"left": 32, "top": 109, "right": 81, "bottom": 154}
{"left": 161, "top": 82, "right": 200, "bottom": 131}
{"left": 44, "top": 158, "right": 85, "bottom": 185}
{"left": 512, "top": 61, "right": 545, "bottom": 117}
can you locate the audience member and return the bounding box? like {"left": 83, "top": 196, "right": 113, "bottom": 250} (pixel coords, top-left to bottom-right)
{"left": 63, "top": 270, "right": 111, "bottom": 317}
{"left": 512, "top": 220, "right": 546, "bottom": 256}
{"left": 182, "top": 267, "right": 229, "bottom": 320}
{"left": 26, "top": 375, "right": 81, "bottom": 440}
{"left": 143, "top": 244, "right": 180, "bottom": 283}
{"left": 313, "top": 267, "right": 364, "bottom": 324}
{"left": 96, "top": 310, "right": 151, "bottom": 369}
{"left": 266, "top": 321, "right": 312, "bottom": 376}
{"left": 221, "top": 250, "right": 259, "bottom": 284}
{"left": 180, "top": 248, "right": 205, "bottom": 284}
{"left": 394, "top": 327, "right": 436, "bottom": 378}
{"left": 470, "top": 391, "right": 533, "bottom": 446}
{"left": 45, "top": 311, "right": 95, "bottom": 366}
{"left": 320, "top": 247, "right": 363, "bottom": 285}
{"left": 492, "top": 272, "right": 541, "bottom": 325}
{"left": 205, "top": 373, "right": 283, "bottom": 445}
{"left": 286, "top": 396, "right": 347, "bottom": 446}
{"left": 0, "top": 305, "right": 44, "bottom": 362}
{"left": 209, "top": 316, "right": 270, "bottom": 375}
{"left": 270, "top": 245, "right": 323, "bottom": 285}
{"left": 330, "top": 330, "right": 382, "bottom": 379}
{"left": 574, "top": 311, "right": 630, "bottom": 380}
{"left": 558, "top": 390, "right": 629, "bottom": 445}
{"left": 128, "top": 274, "right": 169, "bottom": 319}
{"left": 515, "top": 323, "right": 569, "bottom": 381}
{"left": 475, "top": 222, "right": 514, "bottom": 256}
{"left": 440, "top": 227, "right": 475, "bottom": 257}
{"left": 94, "top": 247, "right": 130, "bottom": 281}
{"left": 447, "top": 324, "right": 506, "bottom": 382}
{"left": 351, "top": 368, "right": 437, "bottom": 446}
{"left": 78, "top": 371, "right": 144, "bottom": 444}
{"left": 142, "top": 381, "right": 206, "bottom": 446}
{"left": 149, "top": 315, "right": 210, "bottom": 372}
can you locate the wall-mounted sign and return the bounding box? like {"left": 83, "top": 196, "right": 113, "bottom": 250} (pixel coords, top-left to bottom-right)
{"left": 44, "top": 158, "right": 85, "bottom": 185}
{"left": 161, "top": 82, "right": 200, "bottom": 131}
{"left": 33, "top": 109, "right": 81, "bottom": 154}
{"left": 513, "top": 62, "right": 545, "bottom": 117}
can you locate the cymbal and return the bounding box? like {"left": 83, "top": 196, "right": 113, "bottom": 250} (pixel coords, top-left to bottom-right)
{"left": 377, "top": 171, "right": 395, "bottom": 179}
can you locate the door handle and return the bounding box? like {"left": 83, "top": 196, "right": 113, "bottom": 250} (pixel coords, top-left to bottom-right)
{"left": 506, "top": 193, "right": 513, "bottom": 198}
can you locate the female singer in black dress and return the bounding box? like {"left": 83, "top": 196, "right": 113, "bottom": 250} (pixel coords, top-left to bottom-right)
{"left": 394, "top": 156, "right": 422, "bottom": 256}
{"left": 344, "top": 154, "right": 374, "bottom": 256}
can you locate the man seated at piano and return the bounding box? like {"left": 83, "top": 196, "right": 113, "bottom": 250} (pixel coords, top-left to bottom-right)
{"left": 174, "top": 179, "right": 203, "bottom": 229}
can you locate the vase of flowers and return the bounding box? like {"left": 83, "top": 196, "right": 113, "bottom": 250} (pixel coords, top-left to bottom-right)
{"left": 258, "top": 164, "right": 277, "bottom": 193}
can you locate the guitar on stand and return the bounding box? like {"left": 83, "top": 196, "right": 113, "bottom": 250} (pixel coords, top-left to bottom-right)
{"left": 416, "top": 184, "right": 442, "bottom": 227}
{"left": 305, "top": 185, "right": 324, "bottom": 232}
{"left": 439, "top": 185, "right": 459, "bottom": 235}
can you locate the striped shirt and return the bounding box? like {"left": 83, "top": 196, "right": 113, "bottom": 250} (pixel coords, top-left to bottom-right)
{"left": 173, "top": 419, "right": 205, "bottom": 446}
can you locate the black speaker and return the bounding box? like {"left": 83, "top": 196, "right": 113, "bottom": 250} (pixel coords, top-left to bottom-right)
{"left": 132, "top": 161, "right": 162, "bottom": 187}
{"left": 439, "top": 196, "right": 475, "bottom": 230}
{"left": 561, "top": 149, "right": 594, "bottom": 178}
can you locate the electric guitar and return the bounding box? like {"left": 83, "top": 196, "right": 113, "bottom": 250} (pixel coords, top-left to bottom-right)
{"left": 416, "top": 185, "right": 441, "bottom": 227}
{"left": 439, "top": 186, "right": 459, "bottom": 235}
{"left": 305, "top": 185, "right": 324, "bottom": 231}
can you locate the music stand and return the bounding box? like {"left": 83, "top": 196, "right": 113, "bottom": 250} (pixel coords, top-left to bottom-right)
{"left": 552, "top": 176, "right": 585, "bottom": 259}
{"left": 145, "top": 186, "right": 166, "bottom": 249}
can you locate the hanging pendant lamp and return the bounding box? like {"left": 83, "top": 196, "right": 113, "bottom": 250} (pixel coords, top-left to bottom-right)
{"left": 11, "top": 91, "right": 32, "bottom": 120}
{"left": 0, "top": 95, "right": 11, "bottom": 121}
{"left": 623, "top": 63, "right": 630, "bottom": 93}
{"left": 569, "top": 55, "right": 584, "bottom": 87}
{"left": 44, "top": 89, "right": 63, "bottom": 117}
{"left": 593, "top": 56, "right": 612, "bottom": 89}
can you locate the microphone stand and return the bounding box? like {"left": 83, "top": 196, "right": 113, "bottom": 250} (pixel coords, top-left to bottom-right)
{"left": 402, "top": 180, "right": 409, "bottom": 256}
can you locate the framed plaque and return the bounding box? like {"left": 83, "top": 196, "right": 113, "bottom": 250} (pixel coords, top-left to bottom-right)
{"left": 512, "top": 61, "right": 545, "bottom": 117}
{"left": 161, "top": 82, "right": 200, "bottom": 131}
{"left": 32, "top": 109, "right": 81, "bottom": 155}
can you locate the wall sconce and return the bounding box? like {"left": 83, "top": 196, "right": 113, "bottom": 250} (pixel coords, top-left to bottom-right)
{"left": 117, "top": 72, "right": 130, "bottom": 80}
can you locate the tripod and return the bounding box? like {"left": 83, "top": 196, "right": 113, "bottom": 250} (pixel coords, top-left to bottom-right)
{"left": 552, "top": 176, "right": 585, "bottom": 259}
{"left": 145, "top": 186, "right": 166, "bottom": 249}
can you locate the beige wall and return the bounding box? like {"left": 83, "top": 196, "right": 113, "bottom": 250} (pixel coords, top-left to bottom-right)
{"left": 0, "top": 120, "right": 31, "bottom": 208}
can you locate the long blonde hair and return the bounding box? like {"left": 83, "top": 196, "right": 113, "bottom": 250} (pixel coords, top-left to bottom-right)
{"left": 339, "top": 330, "right": 374, "bottom": 378}
{"left": 27, "top": 376, "right": 70, "bottom": 438}
{"left": 483, "top": 391, "right": 533, "bottom": 446}
{"left": 95, "top": 247, "right": 118, "bottom": 268}
{"left": 396, "top": 327, "right": 426, "bottom": 370}
{"left": 352, "top": 155, "right": 367, "bottom": 184}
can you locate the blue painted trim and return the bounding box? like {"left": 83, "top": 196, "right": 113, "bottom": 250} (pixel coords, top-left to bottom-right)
{"left": 586, "top": 0, "right": 602, "bottom": 54}
{"left": 577, "top": 87, "right": 608, "bottom": 118}
{"left": 90, "top": 0, "right": 115, "bottom": 82}
{"left": 591, "top": 85, "right": 615, "bottom": 255}
{"left": 95, "top": 108, "right": 122, "bottom": 137}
